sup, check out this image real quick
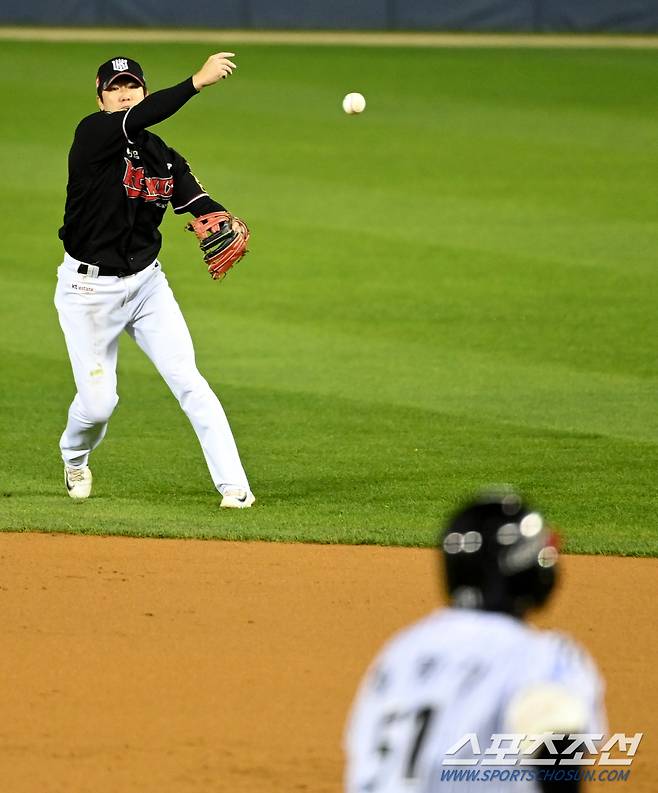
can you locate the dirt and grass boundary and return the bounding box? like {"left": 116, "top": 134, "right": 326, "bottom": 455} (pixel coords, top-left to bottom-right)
{"left": 1, "top": 26, "right": 657, "bottom": 48}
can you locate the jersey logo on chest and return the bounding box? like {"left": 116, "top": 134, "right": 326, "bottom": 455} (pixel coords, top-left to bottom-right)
{"left": 122, "top": 158, "right": 174, "bottom": 202}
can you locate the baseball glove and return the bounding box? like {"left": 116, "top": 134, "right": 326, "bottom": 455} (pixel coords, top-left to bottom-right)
{"left": 185, "top": 211, "right": 250, "bottom": 281}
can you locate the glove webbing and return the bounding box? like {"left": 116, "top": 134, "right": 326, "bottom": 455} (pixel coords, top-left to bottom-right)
{"left": 200, "top": 222, "right": 234, "bottom": 255}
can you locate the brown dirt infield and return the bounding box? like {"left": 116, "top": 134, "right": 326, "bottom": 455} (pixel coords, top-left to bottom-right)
{"left": 0, "top": 533, "right": 655, "bottom": 792}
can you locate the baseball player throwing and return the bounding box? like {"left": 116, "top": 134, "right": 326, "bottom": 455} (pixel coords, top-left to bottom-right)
{"left": 56, "top": 54, "right": 255, "bottom": 508}
{"left": 344, "top": 491, "right": 607, "bottom": 792}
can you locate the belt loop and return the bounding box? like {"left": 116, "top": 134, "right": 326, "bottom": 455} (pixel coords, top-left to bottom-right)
{"left": 77, "top": 263, "right": 100, "bottom": 278}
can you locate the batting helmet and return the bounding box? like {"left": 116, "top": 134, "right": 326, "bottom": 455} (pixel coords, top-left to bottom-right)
{"left": 440, "top": 489, "right": 559, "bottom": 617}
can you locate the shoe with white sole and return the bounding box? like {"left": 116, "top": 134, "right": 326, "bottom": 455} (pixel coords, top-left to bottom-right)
{"left": 220, "top": 489, "right": 255, "bottom": 509}
{"left": 64, "top": 465, "right": 93, "bottom": 500}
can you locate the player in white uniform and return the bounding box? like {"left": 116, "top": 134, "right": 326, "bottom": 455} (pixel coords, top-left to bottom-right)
{"left": 344, "top": 492, "right": 607, "bottom": 792}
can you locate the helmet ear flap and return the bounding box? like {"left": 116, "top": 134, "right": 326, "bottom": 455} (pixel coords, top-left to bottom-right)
{"left": 440, "top": 493, "right": 558, "bottom": 617}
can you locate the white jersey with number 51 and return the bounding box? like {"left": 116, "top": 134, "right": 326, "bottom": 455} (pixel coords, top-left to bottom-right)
{"left": 344, "top": 607, "right": 606, "bottom": 792}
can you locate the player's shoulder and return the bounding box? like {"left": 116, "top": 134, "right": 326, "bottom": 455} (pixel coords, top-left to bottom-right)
{"left": 526, "top": 626, "right": 603, "bottom": 686}
{"left": 355, "top": 612, "right": 439, "bottom": 697}
{"left": 535, "top": 627, "right": 594, "bottom": 661}
{"left": 506, "top": 627, "right": 607, "bottom": 734}
{"left": 74, "top": 111, "right": 100, "bottom": 132}
{"left": 77, "top": 110, "right": 123, "bottom": 125}
{"left": 376, "top": 608, "right": 524, "bottom": 655}
{"left": 378, "top": 609, "right": 442, "bottom": 651}
{"left": 368, "top": 608, "right": 459, "bottom": 673}
{"left": 74, "top": 110, "right": 123, "bottom": 135}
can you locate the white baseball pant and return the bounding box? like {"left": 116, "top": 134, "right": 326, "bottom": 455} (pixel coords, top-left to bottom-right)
{"left": 54, "top": 253, "right": 252, "bottom": 496}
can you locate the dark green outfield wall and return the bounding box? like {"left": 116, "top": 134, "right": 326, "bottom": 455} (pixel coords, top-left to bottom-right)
{"left": 2, "top": 0, "right": 658, "bottom": 34}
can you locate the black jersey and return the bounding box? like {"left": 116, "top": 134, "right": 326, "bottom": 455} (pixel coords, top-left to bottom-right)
{"left": 59, "top": 77, "right": 222, "bottom": 274}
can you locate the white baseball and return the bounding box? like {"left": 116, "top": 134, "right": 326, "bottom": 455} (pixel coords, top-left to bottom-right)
{"left": 342, "top": 92, "right": 366, "bottom": 114}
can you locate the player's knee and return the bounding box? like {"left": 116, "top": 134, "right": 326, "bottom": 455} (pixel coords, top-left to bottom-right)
{"left": 177, "top": 376, "right": 216, "bottom": 411}
{"left": 172, "top": 370, "right": 209, "bottom": 399}
{"left": 84, "top": 393, "right": 119, "bottom": 425}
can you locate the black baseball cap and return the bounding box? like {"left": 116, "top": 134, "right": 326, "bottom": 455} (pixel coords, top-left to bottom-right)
{"left": 96, "top": 57, "right": 146, "bottom": 97}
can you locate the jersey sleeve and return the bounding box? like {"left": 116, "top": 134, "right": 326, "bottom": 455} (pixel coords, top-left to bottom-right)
{"left": 504, "top": 632, "right": 608, "bottom": 736}
{"left": 71, "top": 78, "right": 199, "bottom": 164}
{"left": 124, "top": 78, "right": 198, "bottom": 141}
{"left": 170, "top": 149, "right": 226, "bottom": 215}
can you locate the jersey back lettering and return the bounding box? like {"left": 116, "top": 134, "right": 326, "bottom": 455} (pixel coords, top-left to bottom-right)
{"left": 344, "top": 608, "right": 606, "bottom": 793}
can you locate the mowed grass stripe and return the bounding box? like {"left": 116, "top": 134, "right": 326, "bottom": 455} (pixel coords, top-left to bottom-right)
{"left": 2, "top": 347, "right": 657, "bottom": 555}
{"left": 7, "top": 265, "right": 658, "bottom": 448}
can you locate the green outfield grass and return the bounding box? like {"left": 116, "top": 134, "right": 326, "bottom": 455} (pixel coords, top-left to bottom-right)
{"left": 0, "top": 40, "right": 657, "bottom": 555}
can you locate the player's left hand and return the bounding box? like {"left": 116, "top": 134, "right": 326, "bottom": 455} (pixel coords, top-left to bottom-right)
{"left": 186, "top": 211, "right": 250, "bottom": 281}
